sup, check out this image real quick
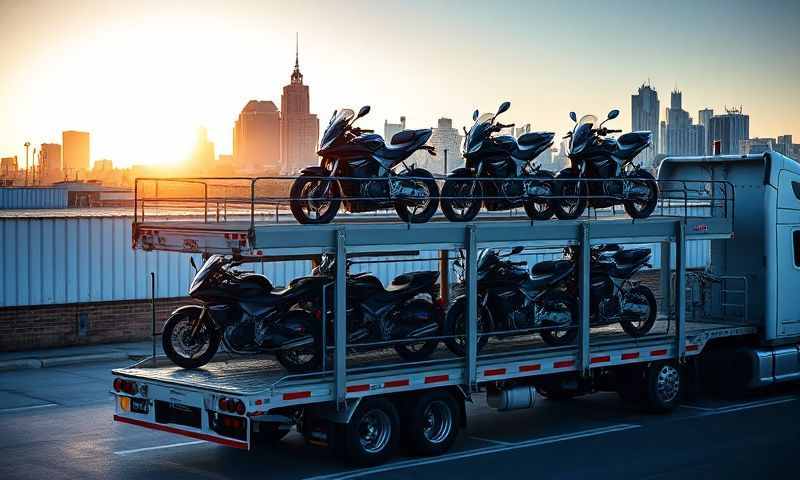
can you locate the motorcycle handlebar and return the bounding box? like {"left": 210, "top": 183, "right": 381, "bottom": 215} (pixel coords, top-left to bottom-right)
{"left": 607, "top": 129, "right": 622, "bottom": 133}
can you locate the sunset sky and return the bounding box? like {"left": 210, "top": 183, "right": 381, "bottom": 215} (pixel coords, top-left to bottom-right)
{"left": 1, "top": 0, "right": 798, "bottom": 168}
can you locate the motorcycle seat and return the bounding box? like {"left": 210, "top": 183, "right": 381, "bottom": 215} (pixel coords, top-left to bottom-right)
{"left": 390, "top": 129, "right": 431, "bottom": 146}
{"left": 380, "top": 129, "right": 432, "bottom": 161}
{"left": 616, "top": 131, "right": 651, "bottom": 160}
{"left": 386, "top": 271, "right": 438, "bottom": 292}
{"left": 514, "top": 131, "right": 555, "bottom": 161}
{"left": 527, "top": 260, "right": 572, "bottom": 289}
{"left": 613, "top": 249, "right": 650, "bottom": 265}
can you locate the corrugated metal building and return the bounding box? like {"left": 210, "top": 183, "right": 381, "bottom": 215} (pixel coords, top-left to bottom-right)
{"left": 0, "top": 188, "right": 68, "bottom": 209}
{"left": 1, "top": 214, "right": 710, "bottom": 308}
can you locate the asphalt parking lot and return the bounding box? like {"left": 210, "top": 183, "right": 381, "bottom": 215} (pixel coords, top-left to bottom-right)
{"left": 1, "top": 359, "right": 798, "bottom": 480}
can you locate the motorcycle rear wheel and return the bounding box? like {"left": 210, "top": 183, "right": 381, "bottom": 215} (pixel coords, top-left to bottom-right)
{"left": 275, "top": 313, "right": 323, "bottom": 373}
{"left": 394, "top": 168, "right": 440, "bottom": 223}
{"left": 539, "top": 293, "right": 579, "bottom": 347}
{"left": 163, "top": 308, "right": 221, "bottom": 369}
{"left": 623, "top": 170, "right": 659, "bottom": 219}
{"left": 289, "top": 173, "right": 342, "bottom": 224}
{"left": 443, "top": 297, "right": 491, "bottom": 356}
{"left": 523, "top": 170, "right": 555, "bottom": 220}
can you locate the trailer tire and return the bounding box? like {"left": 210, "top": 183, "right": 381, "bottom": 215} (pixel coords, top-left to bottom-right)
{"left": 645, "top": 362, "right": 682, "bottom": 413}
{"left": 404, "top": 390, "right": 461, "bottom": 456}
{"left": 338, "top": 398, "right": 400, "bottom": 466}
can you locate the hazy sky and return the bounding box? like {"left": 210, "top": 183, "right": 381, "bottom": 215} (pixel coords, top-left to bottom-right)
{"left": 1, "top": 0, "right": 798, "bottom": 167}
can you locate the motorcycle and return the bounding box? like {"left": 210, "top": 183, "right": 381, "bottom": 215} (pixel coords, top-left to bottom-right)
{"left": 440, "top": 101, "right": 556, "bottom": 222}
{"left": 305, "top": 255, "right": 445, "bottom": 362}
{"left": 162, "top": 255, "right": 326, "bottom": 373}
{"left": 542, "top": 244, "right": 658, "bottom": 345}
{"left": 443, "top": 246, "right": 577, "bottom": 355}
{"left": 552, "top": 109, "right": 658, "bottom": 220}
{"left": 289, "top": 105, "right": 439, "bottom": 224}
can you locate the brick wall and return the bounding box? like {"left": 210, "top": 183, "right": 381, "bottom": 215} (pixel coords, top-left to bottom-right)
{"left": 0, "top": 297, "right": 194, "bottom": 352}
{"left": 0, "top": 271, "right": 666, "bottom": 352}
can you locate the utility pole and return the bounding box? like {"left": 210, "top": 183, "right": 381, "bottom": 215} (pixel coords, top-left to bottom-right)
{"left": 444, "top": 148, "right": 448, "bottom": 175}
{"left": 23, "top": 142, "right": 30, "bottom": 186}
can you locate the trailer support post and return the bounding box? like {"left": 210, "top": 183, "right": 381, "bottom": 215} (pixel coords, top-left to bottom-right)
{"left": 578, "top": 223, "right": 591, "bottom": 376}
{"left": 675, "top": 222, "right": 687, "bottom": 361}
{"left": 465, "top": 225, "right": 478, "bottom": 391}
{"left": 439, "top": 250, "right": 449, "bottom": 305}
{"left": 659, "top": 241, "right": 672, "bottom": 319}
{"left": 334, "top": 229, "right": 348, "bottom": 409}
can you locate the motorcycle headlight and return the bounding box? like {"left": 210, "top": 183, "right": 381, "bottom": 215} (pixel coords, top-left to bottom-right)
{"left": 468, "top": 141, "right": 482, "bottom": 154}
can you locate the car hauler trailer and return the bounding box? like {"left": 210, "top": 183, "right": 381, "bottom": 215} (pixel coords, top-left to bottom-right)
{"left": 112, "top": 153, "right": 800, "bottom": 465}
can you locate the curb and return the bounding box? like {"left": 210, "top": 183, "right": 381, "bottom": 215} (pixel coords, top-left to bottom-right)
{"left": 0, "top": 351, "right": 141, "bottom": 372}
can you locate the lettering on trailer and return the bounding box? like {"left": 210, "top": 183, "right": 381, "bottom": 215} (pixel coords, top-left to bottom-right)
{"left": 693, "top": 224, "right": 709, "bottom": 233}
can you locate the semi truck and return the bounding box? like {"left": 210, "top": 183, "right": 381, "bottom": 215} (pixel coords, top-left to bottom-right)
{"left": 112, "top": 153, "right": 800, "bottom": 465}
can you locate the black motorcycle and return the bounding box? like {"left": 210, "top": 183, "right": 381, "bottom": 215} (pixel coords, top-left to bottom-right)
{"left": 306, "top": 255, "right": 444, "bottom": 361}
{"left": 553, "top": 109, "right": 658, "bottom": 220}
{"left": 290, "top": 106, "right": 439, "bottom": 224}
{"left": 443, "top": 246, "right": 577, "bottom": 355}
{"left": 440, "top": 101, "right": 556, "bottom": 222}
{"left": 162, "top": 255, "right": 326, "bottom": 373}
{"left": 542, "top": 244, "right": 658, "bottom": 345}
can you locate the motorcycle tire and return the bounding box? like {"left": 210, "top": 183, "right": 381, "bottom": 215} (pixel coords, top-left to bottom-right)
{"left": 162, "top": 308, "right": 221, "bottom": 369}
{"left": 539, "top": 292, "right": 579, "bottom": 347}
{"left": 523, "top": 170, "right": 556, "bottom": 220}
{"left": 623, "top": 169, "right": 659, "bottom": 219}
{"left": 441, "top": 177, "right": 482, "bottom": 222}
{"left": 619, "top": 285, "right": 657, "bottom": 337}
{"left": 552, "top": 170, "right": 587, "bottom": 220}
{"left": 289, "top": 173, "right": 341, "bottom": 224}
{"left": 275, "top": 311, "right": 323, "bottom": 373}
{"left": 393, "top": 299, "right": 440, "bottom": 361}
{"left": 394, "top": 168, "right": 440, "bottom": 223}
{"left": 442, "top": 297, "right": 491, "bottom": 356}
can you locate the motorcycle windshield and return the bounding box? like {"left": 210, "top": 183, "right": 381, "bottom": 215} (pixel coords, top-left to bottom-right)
{"left": 569, "top": 115, "right": 597, "bottom": 156}
{"left": 465, "top": 113, "right": 495, "bottom": 155}
{"left": 319, "top": 109, "right": 355, "bottom": 151}
{"left": 190, "top": 255, "right": 223, "bottom": 293}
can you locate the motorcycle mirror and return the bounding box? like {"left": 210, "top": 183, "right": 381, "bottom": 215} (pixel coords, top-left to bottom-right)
{"left": 607, "top": 109, "right": 620, "bottom": 120}
{"left": 510, "top": 246, "right": 524, "bottom": 255}
{"left": 497, "top": 101, "right": 511, "bottom": 116}
{"left": 473, "top": 109, "right": 479, "bottom": 121}
{"left": 357, "top": 105, "right": 371, "bottom": 119}
{"left": 189, "top": 257, "right": 197, "bottom": 272}
{"left": 569, "top": 111, "right": 577, "bottom": 122}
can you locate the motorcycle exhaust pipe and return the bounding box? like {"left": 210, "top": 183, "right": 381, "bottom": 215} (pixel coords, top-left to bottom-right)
{"left": 525, "top": 183, "right": 552, "bottom": 197}
{"left": 407, "top": 322, "right": 439, "bottom": 338}
{"left": 620, "top": 300, "right": 650, "bottom": 316}
{"left": 392, "top": 181, "right": 427, "bottom": 200}
{"left": 274, "top": 336, "right": 315, "bottom": 351}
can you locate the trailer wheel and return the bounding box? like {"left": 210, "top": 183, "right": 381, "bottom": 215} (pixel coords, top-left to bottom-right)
{"left": 338, "top": 398, "right": 400, "bottom": 466}
{"left": 404, "top": 390, "right": 460, "bottom": 456}
{"left": 645, "top": 362, "right": 682, "bottom": 413}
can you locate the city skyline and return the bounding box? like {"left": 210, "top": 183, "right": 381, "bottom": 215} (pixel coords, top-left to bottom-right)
{"left": 1, "top": 0, "right": 799, "bottom": 168}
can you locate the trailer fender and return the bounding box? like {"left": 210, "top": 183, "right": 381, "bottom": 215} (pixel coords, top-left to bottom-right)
{"left": 315, "top": 398, "right": 363, "bottom": 424}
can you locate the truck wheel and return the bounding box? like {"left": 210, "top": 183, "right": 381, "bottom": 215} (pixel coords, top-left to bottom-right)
{"left": 339, "top": 398, "right": 400, "bottom": 466}
{"left": 405, "top": 390, "right": 460, "bottom": 456}
{"left": 645, "top": 362, "right": 682, "bottom": 413}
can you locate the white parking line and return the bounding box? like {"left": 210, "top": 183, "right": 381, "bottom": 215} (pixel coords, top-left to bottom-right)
{"left": 0, "top": 403, "right": 58, "bottom": 414}
{"left": 468, "top": 436, "right": 513, "bottom": 446}
{"left": 304, "top": 423, "right": 641, "bottom": 480}
{"left": 114, "top": 440, "right": 206, "bottom": 455}
{"left": 695, "top": 397, "right": 798, "bottom": 417}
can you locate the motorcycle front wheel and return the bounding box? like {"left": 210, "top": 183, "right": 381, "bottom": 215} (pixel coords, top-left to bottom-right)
{"left": 393, "top": 298, "right": 440, "bottom": 361}
{"left": 539, "top": 293, "right": 579, "bottom": 347}
{"left": 394, "top": 168, "right": 440, "bottom": 223}
{"left": 552, "top": 170, "right": 587, "bottom": 220}
{"left": 162, "top": 308, "right": 221, "bottom": 369}
{"left": 289, "top": 173, "right": 342, "bottom": 224}
{"left": 623, "top": 170, "right": 659, "bottom": 219}
{"left": 440, "top": 177, "right": 482, "bottom": 222}
{"left": 443, "top": 297, "right": 491, "bottom": 356}
{"left": 619, "top": 285, "right": 657, "bottom": 337}
{"left": 275, "top": 312, "right": 323, "bottom": 373}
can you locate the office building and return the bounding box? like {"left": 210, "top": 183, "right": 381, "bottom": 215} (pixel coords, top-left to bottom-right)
{"left": 62, "top": 131, "right": 90, "bottom": 179}
{"left": 709, "top": 108, "right": 750, "bottom": 154}
{"left": 234, "top": 100, "right": 281, "bottom": 174}
{"left": 1, "top": 156, "right": 18, "bottom": 180}
{"left": 664, "top": 90, "right": 705, "bottom": 157}
{"left": 280, "top": 42, "right": 319, "bottom": 174}
{"left": 191, "top": 127, "right": 215, "bottom": 172}
{"left": 426, "top": 117, "right": 463, "bottom": 174}
{"left": 631, "top": 83, "right": 660, "bottom": 167}
{"left": 39, "top": 143, "right": 62, "bottom": 181}
{"left": 776, "top": 135, "right": 793, "bottom": 156}
{"left": 698, "top": 108, "right": 714, "bottom": 155}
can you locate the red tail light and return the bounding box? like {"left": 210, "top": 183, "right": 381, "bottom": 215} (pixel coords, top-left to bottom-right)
{"left": 113, "top": 378, "right": 123, "bottom": 392}
{"left": 235, "top": 400, "right": 246, "bottom": 415}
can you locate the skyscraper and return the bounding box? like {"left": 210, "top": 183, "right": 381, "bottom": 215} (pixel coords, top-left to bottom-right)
{"left": 234, "top": 100, "right": 281, "bottom": 174}
{"left": 191, "top": 127, "right": 216, "bottom": 172}
{"left": 39, "top": 143, "right": 62, "bottom": 181}
{"left": 631, "top": 83, "right": 659, "bottom": 167}
{"left": 709, "top": 108, "right": 750, "bottom": 155}
{"left": 697, "top": 108, "right": 714, "bottom": 155}
{"left": 777, "top": 135, "right": 793, "bottom": 156}
{"left": 426, "top": 117, "right": 463, "bottom": 174}
{"left": 280, "top": 38, "right": 319, "bottom": 174}
{"left": 62, "top": 130, "right": 90, "bottom": 179}
{"left": 664, "top": 89, "right": 704, "bottom": 157}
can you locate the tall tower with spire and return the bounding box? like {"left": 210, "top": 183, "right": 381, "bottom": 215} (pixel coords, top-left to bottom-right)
{"left": 281, "top": 34, "right": 319, "bottom": 174}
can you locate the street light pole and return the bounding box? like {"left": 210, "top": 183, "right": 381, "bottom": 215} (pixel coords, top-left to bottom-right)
{"left": 23, "top": 142, "right": 30, "bottom": 186}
